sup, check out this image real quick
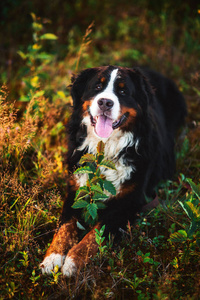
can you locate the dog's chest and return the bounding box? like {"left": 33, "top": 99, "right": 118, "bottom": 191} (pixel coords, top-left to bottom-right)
{"left": 75, "top": 129, "right": 136, "bottom": 196}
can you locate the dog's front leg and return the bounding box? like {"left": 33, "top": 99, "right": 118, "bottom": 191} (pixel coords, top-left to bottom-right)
{"left": 40, "top": 217, "right": 79, "bottom": 274}
{"left": 62, "top": 223, "right": 101, "bottom": 277}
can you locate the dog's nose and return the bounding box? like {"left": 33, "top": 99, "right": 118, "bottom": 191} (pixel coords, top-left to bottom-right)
{"left": 97, "top": 98, "right": 114, "bottom": 111}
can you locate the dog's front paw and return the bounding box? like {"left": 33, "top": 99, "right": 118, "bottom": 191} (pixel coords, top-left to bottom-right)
{"left": 40, "top": 253, "right": 65, "bottom": 274}
{"left": 62, "top": 256, "right": 77, "bottom": 277}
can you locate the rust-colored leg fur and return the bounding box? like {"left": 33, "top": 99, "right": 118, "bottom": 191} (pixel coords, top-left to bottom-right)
{"left": 40, "top": 218, "right": 79, "bottom": 274}
{"left": 40, "top": 219, "right": 100, "bottom": 276}
{"left": 62, "top": 223, "right": 101, "bottom": 276}
{"left": 45, "top": 218, "right": 78, "bottom": 256}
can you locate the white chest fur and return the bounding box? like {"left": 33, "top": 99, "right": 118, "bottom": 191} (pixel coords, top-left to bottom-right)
{"left": 75, "top": 117, "right": 137, "bottom": 195}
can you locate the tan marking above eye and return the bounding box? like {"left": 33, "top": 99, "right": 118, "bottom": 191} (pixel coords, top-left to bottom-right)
{"left": 119, "top": 82, "right": 125, "bottom": 88}
{"left": 100, "top": 77, "right": 106, "bottom": 83}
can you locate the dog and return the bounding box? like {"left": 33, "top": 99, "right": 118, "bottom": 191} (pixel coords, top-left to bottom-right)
{"left": 40, "top": 65, "right": 187, "bottom": 277}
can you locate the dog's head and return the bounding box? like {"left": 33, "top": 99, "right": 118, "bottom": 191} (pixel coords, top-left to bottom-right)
{"left": 70, "top": 65, "right": 153, "bottom": 139}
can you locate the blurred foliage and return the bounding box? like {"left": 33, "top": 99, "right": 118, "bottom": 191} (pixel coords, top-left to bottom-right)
{"left": 1, "top": 1, "right": 200, "bottom": 86}
{"left": 0, "top": 0, "right": 200, "bottom": 299}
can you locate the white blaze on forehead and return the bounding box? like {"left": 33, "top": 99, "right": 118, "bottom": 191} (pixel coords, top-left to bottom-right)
{"left": 96, "top": 68, "right": 118, "bottom": 99}
{"left": 104, "top": 68, "right": 118, "bottom": 94}
{"left": 90, "top": 68, "right": 120, "bottom": 121}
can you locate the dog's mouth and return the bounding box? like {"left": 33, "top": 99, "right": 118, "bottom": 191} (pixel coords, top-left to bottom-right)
{"left": 90, "top": 112, "right": 129, "bottom": 138}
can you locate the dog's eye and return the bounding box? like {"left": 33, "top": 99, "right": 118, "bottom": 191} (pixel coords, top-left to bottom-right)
{"left": 95, "top": 83, "right": 103, "bottom": 91}
{"left": 119, "top": 89, "right": 126, "bottom": 95}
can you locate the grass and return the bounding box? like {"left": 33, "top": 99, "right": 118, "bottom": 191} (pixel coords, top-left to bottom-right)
{"left": 0, "top": 2, "right": 200, "bottom": 299}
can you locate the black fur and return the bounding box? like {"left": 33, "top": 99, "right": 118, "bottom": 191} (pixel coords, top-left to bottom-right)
{"left": 61, "top": 66, "right": 187, "bottom": 237}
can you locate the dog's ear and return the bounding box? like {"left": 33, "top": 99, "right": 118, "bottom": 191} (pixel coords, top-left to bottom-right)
{"left": 128, "top": 67, "right": 154, "bottom": 108}
{"left": 70, "top": 68, "right": 99, "bottom": 109}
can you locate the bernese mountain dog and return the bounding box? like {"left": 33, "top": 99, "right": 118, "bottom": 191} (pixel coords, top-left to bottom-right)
{"left": 40, "top": 65, "right": 187, "bottom": 277}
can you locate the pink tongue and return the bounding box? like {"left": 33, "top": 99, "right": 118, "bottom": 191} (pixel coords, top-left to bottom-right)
{"left": 95, "top": 115, "right": 113, "bottom": 138}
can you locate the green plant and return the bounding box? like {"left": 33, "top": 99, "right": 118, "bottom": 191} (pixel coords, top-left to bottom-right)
{"left": 30, "top": 270, "right": 41, "bottom": 285}
{"left": 72, "top": 141, "right": 116, "bottom": 224}
{"left": 119, "top": 272, "right": 150, "bottom": 298}
{"left": 50, "top": 265, "right": 62, "bottom": 285}
{"left": 169, "top": 178, "right": 200, "bottom": 262}
{"left": 18, "top": 13, "right": 58, "bottom": 102}
{"left": 136, "top": 250, "right": 160, "bottom": 268}
{"left": 19, "top": 251, "right": 29, "bottom": 267}
{"left": 95, "top": 225, "right": 107, "bottom": 262}
{"left": 176, "top": 137, "right": 189, "bottom": 160}
{"left": 5, "top": 282, "right": 16, "bottom": 299}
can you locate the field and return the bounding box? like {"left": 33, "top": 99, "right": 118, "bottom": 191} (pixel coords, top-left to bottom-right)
{"left": 0, "top": 1, "right": 200, "bottom": 299}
